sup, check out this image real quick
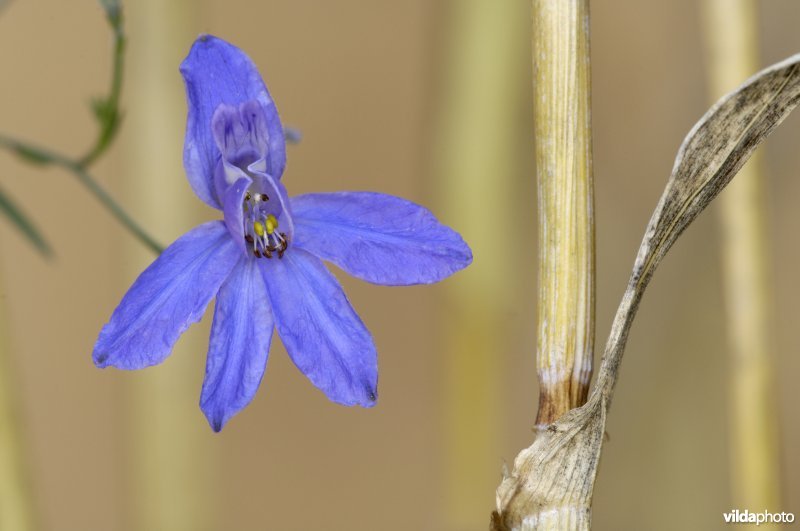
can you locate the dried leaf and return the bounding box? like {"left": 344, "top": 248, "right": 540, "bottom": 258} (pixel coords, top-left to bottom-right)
{"left": 492, "top": 397, "right": 603, "bottom": 530}
{"left": 493, "top": 53, "right": 800, "bottom": 530}
{"left": 596, "top": 52, "right": 800, "bottom": 404}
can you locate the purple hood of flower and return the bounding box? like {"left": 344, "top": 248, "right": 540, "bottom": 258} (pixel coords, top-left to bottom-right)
{"left": 93, "top": 35, "right": 472, "bottom": 432}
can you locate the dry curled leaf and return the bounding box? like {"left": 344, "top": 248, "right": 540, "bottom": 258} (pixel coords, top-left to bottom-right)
{"left": 493, "top": 53, "right": 800, "bottom": 530}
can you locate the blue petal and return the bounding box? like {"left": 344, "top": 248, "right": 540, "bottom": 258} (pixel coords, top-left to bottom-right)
{"left": 180, "top": 35, "right": 286, "bottom": 208}
{"left": 211, "top": 100, "right": 272, "bottom": 167}
{"left": 93, "top": 222, "right": 240, "bottom": 369}
{"left": 291, "top": 192, "right": 472, "bottom": 285}
{"left": 201, "top": 258, "right": 273, "bottom": 432}
{"left": 221, "top": 174, "right": 251, "bottom": 254}
{"left": 260, "top": 249, "right": 378, "bottom": 407}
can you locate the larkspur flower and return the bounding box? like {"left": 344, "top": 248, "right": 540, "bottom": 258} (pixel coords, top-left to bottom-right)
{"left": 93, "top": 35, "right": 472, "bottom": 431}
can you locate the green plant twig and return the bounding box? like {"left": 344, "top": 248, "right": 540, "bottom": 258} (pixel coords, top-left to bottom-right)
{"left": 0, "top": 182, "right": 51, "bottom": 256}
{"left": 80, "top": 0, "right": 126, "bottom": 168}
{"left": 0, "top": 135, "right": 163, "bottom": 254}
{"left": 0, "top": 0, "right": 162, "bottom": 255}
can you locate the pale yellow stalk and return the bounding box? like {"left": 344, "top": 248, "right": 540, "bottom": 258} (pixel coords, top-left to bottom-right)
{"left": 490, "top": 2, "right": 594, "bottom": 528}
{"left": 496, "top": 10, "right": 798, "bottom": 528}
{"left": 122, "top": 2, "right": 214, "bottom": 530}
{"left": 0, "top": 271, "right": 34, "bottom": 531}
{"left": 702, "top": 0, "right": 781, "bottom": 518}
{"left": 434, "top": 0, "right": 526, "bottom": 527}
{"left": 532, "top": 0, "right": 594, "bottom": 428}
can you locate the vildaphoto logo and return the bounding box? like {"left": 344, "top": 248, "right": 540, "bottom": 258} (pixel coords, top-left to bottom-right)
{"left": 723, "top": 509, "right": 795, "bottom": 525}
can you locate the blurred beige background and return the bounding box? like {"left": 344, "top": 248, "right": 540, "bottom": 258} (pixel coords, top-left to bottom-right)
{"left": 0, "top": 1, "right": 799, "bottom": 530}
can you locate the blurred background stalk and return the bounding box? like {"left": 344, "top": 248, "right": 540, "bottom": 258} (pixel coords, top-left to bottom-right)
{"left": 123, "top": 1, "right": 214, "bottom": 530}
{"left": 0, "top": 269, "right": 34, "bottom": 531}
{"left": 434, "top": 0, "right": 526, "bottom": 527}
{"left": 702, "top": 0, "right": 781, "bottom": 518}
{"left": 532, "top": 0, "right": 594, "bottom": 428}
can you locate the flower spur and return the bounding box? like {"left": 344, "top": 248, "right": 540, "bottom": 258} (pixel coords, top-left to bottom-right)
{"left": 93, "top": 35, "right": 472, "bottom": 432}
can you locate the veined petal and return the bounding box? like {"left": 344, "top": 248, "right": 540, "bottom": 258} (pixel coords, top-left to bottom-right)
{"left": 211, "top": 101, "right": 271, "bottom": 166}
{"left": 201, "top": 258, "right": 273, "bottom": 432}
{"left": 221, "top": 173, "right": 251, "bottom": 254}
{"left": 93, "top": 221, "right": 239, "bottom": 369}
{"left": 261, "top": 249, "right": 377, "bottom": 407}
{"left": 180, "top": 35, "right": 286, "bottom": 208}
{"left": 291, "top": 192, "right": 472, "bottom": 285}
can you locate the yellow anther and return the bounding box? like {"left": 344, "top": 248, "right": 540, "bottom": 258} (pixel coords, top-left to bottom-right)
{"left": 265, "top": 214, "right": 278, "bottom": 235}
{"left": 253, "top": 221, "right": 265, "bottom": 237}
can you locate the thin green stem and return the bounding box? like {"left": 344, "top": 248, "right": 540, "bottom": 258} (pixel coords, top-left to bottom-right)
{"left": 0, "top": 2, "right": 161, "bottom": 254}
{"left": 0, "top": 182, "right": 51, "bottom": 256}
{"left": 72, "top": 164, "right": 163, "bottom": 254}
{"left": 0, "top": 135, "right": 163, "bottom": 254}
{"left": 78, "top": 4, "right": 126, "bottom": 168}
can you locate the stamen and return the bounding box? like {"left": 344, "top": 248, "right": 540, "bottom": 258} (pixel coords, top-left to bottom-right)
{"left": 253, "top": 221, "right": 265, "bottom": 237}
{"left": 241, "top": 188, "right": 288, "bottom": 259}
{"left": 276, "top": 232, "right": 288, "bottom": 259}
{"left": 265, "top": 214, "right": 278, "bottom": 235}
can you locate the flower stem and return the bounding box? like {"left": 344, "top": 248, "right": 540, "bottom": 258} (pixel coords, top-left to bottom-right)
{"left": 0, "top": 2, "right": 162, "bottom": 255}
{"left": 532, "top": 0, "right": 595, "bottom": 428}
{"left": 0, "top": 135, "right": 163, "bottom": 255}
{"left": 78, "top": 0, "right": 126, "bottom": 168}
{"left": 702, "top": 0, "right": 781, "bottom": 516}
{"left": 491, "top": 2, "right": 594, "bottom": 529}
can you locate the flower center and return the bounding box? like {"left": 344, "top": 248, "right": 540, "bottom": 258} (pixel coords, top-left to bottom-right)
{"left": 242, "top": 190, "right": 289, "bottom": 259}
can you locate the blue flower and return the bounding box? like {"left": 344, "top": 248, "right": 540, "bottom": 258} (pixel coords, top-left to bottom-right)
{"left": 93, "top": 35, "right": 472, "bottom": 432}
